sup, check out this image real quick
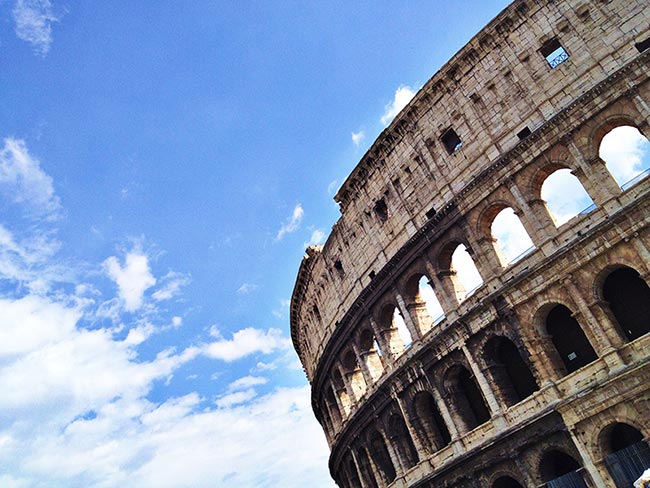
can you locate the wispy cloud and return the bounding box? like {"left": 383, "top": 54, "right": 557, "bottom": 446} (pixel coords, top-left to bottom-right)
{"left": 304, "top": 229, "right": 325, "bottom": 247}
{"left": 12, "top": 0, "right": 58, "bottom": 56}
{"left": 151, "top": 271, "right": 190, "bottom": 301}
{"left": 0, "top": 138, "right": 61, "bottom": 219}
{"left": 380, "top": 85, "right": 416, "bottom": 125}
{"left": 236, "top": 282, "right": 258, "bottom": 295}
{"left": 272, "top": 298, "right": 290, "bottom": 319}
{"left": 275, "top": 204, "right": 304, "bottom": 241}
{"left": 204, "top": 327, "right": 290, "bottom": 362}
{"left": 327, "top": 180, "right": 338, "bottom": 196}
{"left": 351, "top": 130, "right": 365, "bottom": 147}
{"left": 103, "top": 249, "right": 156, "bottom": 312}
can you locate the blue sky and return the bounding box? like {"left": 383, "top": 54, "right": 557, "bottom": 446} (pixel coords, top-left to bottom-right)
{"left": 2, "top": 1, "right": 649, "bottom": 487}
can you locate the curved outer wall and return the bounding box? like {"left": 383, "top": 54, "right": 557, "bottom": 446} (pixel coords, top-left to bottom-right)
{"left": 291, "top": 0, "right": 650, "bottom": 487}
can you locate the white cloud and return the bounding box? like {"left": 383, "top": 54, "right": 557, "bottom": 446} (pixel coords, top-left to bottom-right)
{"left": 151, "top": 271, "right": 190, "bottom": 301}
{"left": 304, "top": 229, "right": 325, "bottom": 247}
{"left": 236, "top": 282, "right": 258, "bottom": 295}
{"left": 599, "top": 125, "right": 650, "bottom": 185}
{"left": 216, "top": 388, "right": 257, "bottom": 408}
{"left": 227, "top": 375, "right": 268, "bottom": 392}
{"left": 171, "top": 316, "right": 182, "bottom": 328}
{"left": 275, "top": 204, "right": 304, "bottom": 241}
{"left": 380, "top": 85, "right": 416, "bottom": 125}
{"left": 103, "top": 250, "right": 156, "bottom": 312}
{"left": 0, "top": 138, "right": 60, "bottom": 219}
{"left": 541, "top": 169, "right": 594, "bottom": 225}
{"left": 12, "top": 0, "right": 58, "bottom": 56}
{"left": 327, "top": 179, "right": 338, "bottom": 196}
{"left": 351, "top": 130, "right": 365, "bottom": 147}
{"left": 491, "top": 207, "right": 534, "bottom": 264}
{"left": 272, "top": 298, "right": 290, "bottom": 319}
{"left": 204, "top": 327, "right": 290, "bottom": 362}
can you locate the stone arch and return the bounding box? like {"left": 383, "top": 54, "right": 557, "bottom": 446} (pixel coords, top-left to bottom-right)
{"left": 489, "top": 206, "right": 535, "bottom": 266}
{"left": 599, "top": 124, "right": 650, "bottom": 189}
{"left": 403, "top": 271, "right": 445, "bottom": 331}
{"left": 541, "top": 303, "right": 598, "bottom": 375}
{"left": 376, "top": 301, "right": 412, "bottom": 353}
{"left": 540, "top": 168, "right": 595, "bottom": 226}
{"left": 443, "top": 363, "right": 490, "bottom": 432}
{"left": 331, "top": 367, "right": 351, "bottom": 416}
{"left": 386, "top": 410, "right": 419, "bottom": 470}
{"left": 589, "top": 113, "right": 646, "bottom": 159}
{"left": 367, "top": 429, "right": 397, "bottom": 484}
{"left": 323, "top": 383, "right": 342, "bottom": 431}
{"left": 342, "top": 348, "right": 367, "bottom": 398}
{"left": 538, "top": 449, "right": 586, "bottom": 486}
{"left": 437, "top": 240, "right": 484, "bottom": 301}
{"left": 356, "top": 326, "right": 384, "bottom": 380}
{"left": 483, "top": 335, "right": 539, "bottom": 407}
{"left": 598, "top": 422, "right": 650, "bottom": 488}
{"left": 600, "top": 265, "right": 650, "bottom": 342}
{"left": 411, "top": 390, "right": 451, "bottom": 454}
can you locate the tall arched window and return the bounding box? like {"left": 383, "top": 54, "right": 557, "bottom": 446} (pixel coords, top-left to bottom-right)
{"left": 599, "top": 125, "right": 650, "bottom": 189}
{"left": 545, "top": 304, "right": 597, "bottom": 374}
{"left": 417, "top": 275, "right": 444, "bottom": 325}
{"left": 484, "top": 336, "right": 539, "bottom": 406}
{"left": 444, "top": 365, "right": 490, "bottom": 432}
{"left": 491, "top": 207, "right": 535, "bottom": 265}
{"left": 601, "top": 423, "right": 650, "bottom": 488}
{"left": 387, "top": 412, "right": 419, "bottom": 470}
{"left": 412, "top": 391, "right": 451, "bottom": 453}
{"left": 541, "top": 169, "right": 595, "bottom": 225}
{"left": 331, "top": 369, "right": 351, "bottom": 416}
{"left": 377, "top": 304, "right": 411, "bottom": 355}
{"left": 358, "top": 328, "right": 384, "bottom": 381}
{"left": 369, "top": 430, "right": 396, "bottom": 484}
{"left": 539, "top": 450, "right": 586, "bottom": 487}
{"left": 342, "top": 350, "right": 367, "bottom": 398}
{"left": 603, "top": 266, "right": 650, "bottom": 341}
{"left": 450, "top": 244, "right": 484, "bottom": 299}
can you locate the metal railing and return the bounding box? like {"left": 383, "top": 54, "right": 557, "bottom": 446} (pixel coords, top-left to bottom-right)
{"left": 621, "top": 167, "right": 650, "bottom": 191}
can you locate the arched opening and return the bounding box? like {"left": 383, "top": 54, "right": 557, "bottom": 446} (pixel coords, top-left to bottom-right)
{"left": 599, "top": 125, "right": 650, "bottom": 189}
{"left": 369, "top": 430, "right": 396, "bottom": 484}
{"left": 450, "top": 244, "right": 484, "bottom": 300}
{"left": 545, "top": 304, "right": 598, "bottom": 375}
{"left": 358, "top": 328, "right": 384, "bottom": 380}
{"left": 602, "top": 423, "right": 650, "bottom": 488}
{"left": 493, "top": 476, "right": 525, "bottom": 488}
{"left": 342, "top": 350, "right": 367, "bottom": 399}
{"left": 331, "top": 368, "right": 351, "bottom": 416}
{"left": 416, "top": 275, "right": 444, "bottom": 327}
{"left": 387, "top": 412, "right": 419, "bottom": 470}
{"left": 412, "top": 391, "right": 451, "bottom": 453}
{"left": 378, "top": 304, "right": 411, "bottom": 354}
{"left": 603, "top": 266, "right": 650, "bottom": 341}
{"left": 491, "top": 207, "right": 535, "bottom": 265}
{"left": 484, "top": 336, "right": 539, "bottom": 407}
{"left": 355, "top": 448, "right": 379, "bottom": 488}
{"left": 345, "top": 456, "right": 362, "bottom": 488}
{"left": 393, "top": 307, "right": 413, "bottom": 348}
{"left": 444, "top": 365, "right": 490, "bottom": 432}
{"left": 541, "top": 169, "right": 595, "bottom": 225}
{"left": 539, "top": 450, "right": 586, "bottom": 487}
{"left": 324, "top": 385, "right": 342, "bottom": 430}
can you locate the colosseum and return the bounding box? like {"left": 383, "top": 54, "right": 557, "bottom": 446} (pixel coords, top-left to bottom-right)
{"left": 290, "top": 1, "right": 650, "bottom": 487}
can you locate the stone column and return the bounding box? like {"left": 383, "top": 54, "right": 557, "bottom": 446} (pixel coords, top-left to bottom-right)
{"left": 568, "top": 427, "right": 608, "bottom": 488}
{"left": 381, "top": 429, "right": 405, "bottom": 478}
{"left": 507, "top": 177, "right": 557, "bottom": 251}
{"left": 369, "top": 316, "right": 396, "bottom": 365}
{"left": 360, "top": 445, "right": 385, "bottom": 487}
{"left": 466, "top": 241, "right": 501, "bottom": 289}
{"left": 394, "top": 290, "right": 422, "bottom": 342}
{"left": 350, "top": 450, "right": 371, "bottom": 488}
{"left": 423, "top": 259, "right": 459, "bottom": 321}
{"left": 461, "top": 344, "right": 502, "bottom": 419}
{"left": 351, "top": 342, "right": 375, "bottom": 386}
{"left": 391, "top": 390, "right": 427, "bottom": 459}
{"left": 335, "top": 362, "right": 358, "bottom": 405}
{"left": 566, "top": 140, "right": 621, "bottom": 207}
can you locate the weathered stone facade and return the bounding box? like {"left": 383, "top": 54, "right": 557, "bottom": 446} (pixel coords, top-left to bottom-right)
{"left": 290, "top": 1, "right": 650, "bottom": 486}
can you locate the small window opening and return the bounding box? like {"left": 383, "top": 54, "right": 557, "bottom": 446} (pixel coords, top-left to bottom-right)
{"left": 517, "top": 127, "right": 531, "bottom": 140}
{"left": 540, "top": 38, "right": 569, "bottom": 68}
{"left": 333, "top": 260, "right": 344, "bottom": 278}
{"left": 425, "top": 207, "right": 437, "bottom": 219}
{"left": 369, "top": 271, "right": 376, "bottom": 280}
{"left": 374, "top": 198, "right": 388, "bottom": 222}
{"left": 636, "top": 37, "right": 650, "bottom": 53}
{"left": 441, "top": 128, "right": 462, "bottom": 154}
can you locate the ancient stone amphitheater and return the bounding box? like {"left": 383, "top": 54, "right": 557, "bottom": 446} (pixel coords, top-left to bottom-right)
{"left": 290, "top": 1, "right": 650, "bottom": 487}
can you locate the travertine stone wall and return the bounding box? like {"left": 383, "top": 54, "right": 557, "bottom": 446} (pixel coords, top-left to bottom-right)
{"left": 290, "top": 1, "right": 650, "bottom": 487}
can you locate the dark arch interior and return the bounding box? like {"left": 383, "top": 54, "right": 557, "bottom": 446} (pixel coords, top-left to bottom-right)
{"left": 388, "top": 413, "right": 419, "bottom": 469}
{"left": 493, "top": 476, "right": 524, "bottom": 488}
{"left": 413, "top": 391, "right": 451, "bottom": 453}
{"left": 485, "top": 336, "right": 539, "bottom": 406}
{"left": 346, "top": 457, "right": 361, "bottom": 488}
{"left": 356, "top": 448, "right": 379, "bottom": 488}
{"left": 539, "top": 450, "right": 581, "bottom": 482}
{"left": 609, "top": 423, "right": 644, "bottom": 453}
{"left": 603, "top": 267, "right": 650, "bottom": 341}
{"left": 546, "top": 305, "right": 598, "bottom": 374}
{"left": 369, "top": 431, "right": 397, "bottom": 483}
{"left": 457, "top": 366, "right": 490, "bottom": 429}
